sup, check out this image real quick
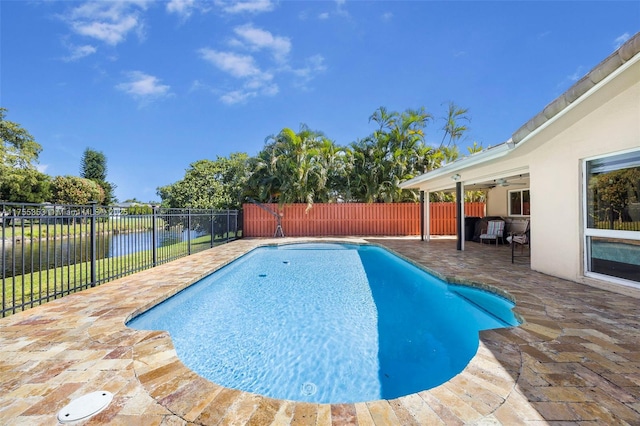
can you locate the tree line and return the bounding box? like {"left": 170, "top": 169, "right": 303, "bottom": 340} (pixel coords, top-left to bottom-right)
{"left": 2, "top": 104, "right": 482, "bottom": 209}
{"left": 160, "top": 104, "right": 483, "bottom": 210}
{"left": 1, "top": 108, "right": 116, "bottom": 205}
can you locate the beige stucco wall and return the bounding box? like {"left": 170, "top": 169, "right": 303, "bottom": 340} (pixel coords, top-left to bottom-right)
{"left": 485, "top": 187, "right": 508, "bottom": 217}
{"left": 484, "top": 179, "right": 529, "bottom": 217}
{"left": 525, "top": 61, "right": 640, "bottom": 282}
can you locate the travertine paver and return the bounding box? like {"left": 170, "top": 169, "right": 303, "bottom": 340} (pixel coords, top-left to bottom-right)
{"left": 1, "top": 237, "right": 639, "bottom": 425}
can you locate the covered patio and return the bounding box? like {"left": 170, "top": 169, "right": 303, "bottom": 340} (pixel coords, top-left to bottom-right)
{"left": 402, "top": 33, "right": 640, "bottom": 291}
{"left": 408, "top": 158, "right": 531, "bottom": 253}
{"left": 1, "top": 237, "right": 638, "bottom": 424}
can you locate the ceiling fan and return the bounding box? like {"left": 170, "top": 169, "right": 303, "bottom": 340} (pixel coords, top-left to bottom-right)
{"left": 493, "top": 178, "right": 527, "bottom": 187}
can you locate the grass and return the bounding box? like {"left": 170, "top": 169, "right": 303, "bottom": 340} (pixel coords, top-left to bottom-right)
{"left": 1, "top": 232, "right": 240, "bottom": 315}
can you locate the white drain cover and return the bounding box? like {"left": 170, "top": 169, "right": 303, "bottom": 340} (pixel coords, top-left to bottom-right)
{"left": 57, "top": 391, "right": 113, "bottom": 423}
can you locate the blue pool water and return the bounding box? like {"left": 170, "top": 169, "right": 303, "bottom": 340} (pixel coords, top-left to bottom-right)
{"left": 127, "top": 243, "right": 519, "bottom": 404}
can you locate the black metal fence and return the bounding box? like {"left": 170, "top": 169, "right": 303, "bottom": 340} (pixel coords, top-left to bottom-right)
{"left": 1, "top": 202, "right": 242, "bottom": 317}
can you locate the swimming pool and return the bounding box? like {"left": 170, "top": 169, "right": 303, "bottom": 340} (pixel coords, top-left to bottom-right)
{"left": 127, "top": 243, "right": 519, "bottom": 404}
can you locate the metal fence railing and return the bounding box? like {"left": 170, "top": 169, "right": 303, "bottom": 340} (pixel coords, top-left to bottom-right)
{"left": 1, "top": 202, "right": 242, "bottom": 317}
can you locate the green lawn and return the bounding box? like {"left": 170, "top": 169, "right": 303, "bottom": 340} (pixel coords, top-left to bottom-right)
{"left": 1, "top": 232, "right": 239, "bottom": 314}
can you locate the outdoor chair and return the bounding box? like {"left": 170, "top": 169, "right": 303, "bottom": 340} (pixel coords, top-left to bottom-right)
{"left": 508, "top": 219, "right": 530, "bottom": 263}
{"left": 479, "top": 220, "right": 505, "bottom": 246}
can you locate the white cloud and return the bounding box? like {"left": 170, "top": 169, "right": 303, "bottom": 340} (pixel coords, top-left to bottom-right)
{"left": 62, "top": 1, "right": 148, "bottom": 46}
{"left": 200, "top": 46, "right": 326, "bottom": 102}
{"left": 219, "top": 82, "right": 278, "bottom": 104}
{"left": 199, "top": 48, "right": 278, "bottom": 104}
{"left": 220, "top": 90, "right": 255, "bottom": 104}
{"left": 166, "top": 0, "right": 196, "bottom": 20}
{"left": 116, "top": 71, "right": 171, "bottom": 100}
{"left": 296, "top": 54, "right": 327, "bottom": 75}
{"left": 189, "top": 79, "right": 211, "bottom": 93}
{"left": 233, "top": 24, "right": 291, "bottom": 62}
{"left": 290, "top": 54, "right": 327, "bottom": 88}
{"left": 199, "top": 49, "right": 263, "bottom": 78}
{"left": 614, "top": 33, "right": 630, "bottom": 49}
{"left": 71, "top": 16, "right": 139, "bottom": 45}
{"left": 63, "top": 43, "right": 97, "bottom": 61}
{"left": 335, "top": 0, "right": 349, "bottom": 17}
{"left": 260, "top": 84, "right": 279, "bottom": 96}
{"left": 381, "top": 12, "right": 393, "bottom": 22}
{"left": 215, "top": 0, "right": 275, "bottom": 14}
{"left": 199, "top": 15, "right": 326, "bottom": 103}
{"left": 315, "top": 0, "right": 349, "bottom": 21}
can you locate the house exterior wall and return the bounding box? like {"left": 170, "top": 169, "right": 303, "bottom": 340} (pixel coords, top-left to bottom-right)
{"left": 486, "top": 186, "right": 508, "bottom": 216}
{"left": 409, "top": 56, "right": 639, "bottom": 288}
{"left": 523, "top": 59, "right": 640, "bottom": 282}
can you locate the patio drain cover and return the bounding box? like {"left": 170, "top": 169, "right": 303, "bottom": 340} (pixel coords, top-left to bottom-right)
{"left": 57, "top": 391, "right": 113, "bottom": 423}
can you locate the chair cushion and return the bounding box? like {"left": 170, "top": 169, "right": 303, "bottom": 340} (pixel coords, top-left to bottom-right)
{"left": 486, "top": 220, "right": 504, "bottom": 236}
{"left": 507, "top": 235, "right": 527, "bottom": 243}
{"left": 512, "top": 235, "right": 527, "bottom": 244}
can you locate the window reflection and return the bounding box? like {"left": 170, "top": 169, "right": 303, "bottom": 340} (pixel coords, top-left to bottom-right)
{"left": 509, "top": 191, "right": 521, "bottom": 215}
{"left": 585, "top": 150, "right": 640, "bottom": 284}
{"left": 586, "top": 151, "right": 640, "bottom": 231}
{"left": 522, "top": 190, "right": 531, "bottom": 215}
{"left": 509, "top": 189, "right": 530, "bottom": 216}
{"left": 588, "top": 237, "right": 640, "bottom": 282}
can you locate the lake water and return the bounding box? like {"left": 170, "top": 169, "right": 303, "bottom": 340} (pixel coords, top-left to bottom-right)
{"left": 1, "top": 229, "right": 204, "bottom": 277}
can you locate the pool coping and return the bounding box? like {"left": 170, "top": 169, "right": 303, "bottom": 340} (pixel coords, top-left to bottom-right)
{"left": 126, "top": 239, "right": 524, "bottom": 424}
{"left": 2, "top": 237, "right": 639, "bottom": 424}
{"left": 103, "top": 238, "right": 526, "bottom": 424}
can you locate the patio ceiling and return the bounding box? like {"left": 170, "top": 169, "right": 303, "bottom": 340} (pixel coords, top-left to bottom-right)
{"left": 413, "top": 167, "right": 530, "bottom": 193}
{"left": 460, "top": 173, "right": 530, "bottom": 191}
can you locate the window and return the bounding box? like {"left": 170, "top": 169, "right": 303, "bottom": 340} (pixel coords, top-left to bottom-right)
{"left": 584, "top": 149, "right": 640, "bottom": 285}
{"left": 508, "top": 189, "right": 530, "bottom": 216}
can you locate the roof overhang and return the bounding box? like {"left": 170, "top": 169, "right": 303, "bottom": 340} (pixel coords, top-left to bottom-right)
{"left": 401, "top": 32, "right": 640, "bottom": 192}
{"left": 400, "top": 141, "right": 514, "bottom": 189}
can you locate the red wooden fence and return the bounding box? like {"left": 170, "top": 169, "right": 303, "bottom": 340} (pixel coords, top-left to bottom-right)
{"left": 243, "top": 202, "right": 486, "bottom": 237}
{"left": 430, "top": 202, "right": 486, "bottom": 235}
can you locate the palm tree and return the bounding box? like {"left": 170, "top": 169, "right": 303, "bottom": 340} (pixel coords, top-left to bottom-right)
{"left": 247, "top": 125, "right": 341, "bottom": 210}
{"left": 349, "top": 107, "right": 434, "bottom": 202}
{"left": 440, "top": 102, "right": 470, "bottom": 148}
{"left": 246, "top": 104, "right": 472, "bottom": 206}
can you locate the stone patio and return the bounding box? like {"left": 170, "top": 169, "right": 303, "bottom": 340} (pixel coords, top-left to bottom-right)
{"left": 1, "top": 237, "right": 639, "bottom": 425}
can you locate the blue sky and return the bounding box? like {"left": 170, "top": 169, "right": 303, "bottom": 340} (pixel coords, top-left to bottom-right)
{"left": 2, "top": 1, "right": 639, "bottom": 203}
